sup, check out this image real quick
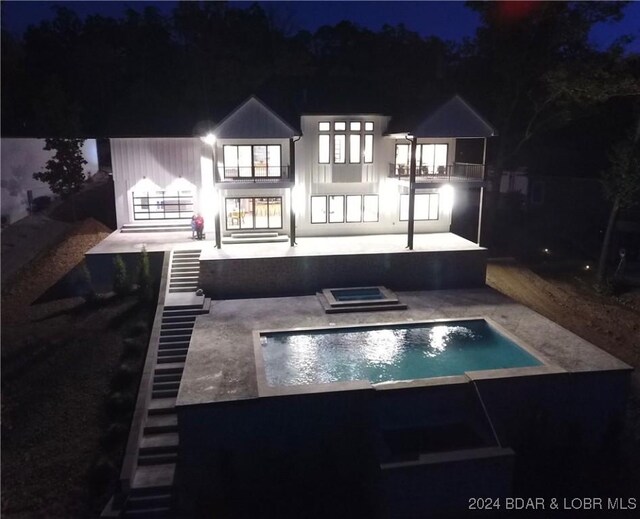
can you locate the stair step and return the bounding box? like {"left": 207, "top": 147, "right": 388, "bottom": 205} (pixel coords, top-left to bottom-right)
{"left": 156, "top": 355, "right": 187, "bottom": 364}
{"left": 159, "top": 334, "right": 191, "bottom": 343}
{"left": 164, "top": 303, "right": 204, "bottom": 311}
{"left": 158, "top": 341, "right": 189, "bottom": 350}
{"left": 148, "top": 397, "right": 177, "bottom": 415}
{"left": 144, "top": 414, "right": 178, "bottom": 434}
{"left": 158, "top": 349, "right": 188, "bottom": 358}
{"left": 168, "top": 274, "right": 199, "bottom": 280}
{"left": 161, "top": 322, "right": 195, "bottom": 330}
{"left": 127, "top": 493, "right": 173, "bottom": 511}
{"left": 161, "top": 315, "right": 196, "bottom": 324}
{"left": 169, "top": 280, "right": 199, "bottom": 286}
{"left": 153, "top": 373, "right": 182, "bottom": 383}
{"left": 138, "top": 452, "right": 178, "bottom": 466}
{"left": 152, "top": 380, "right": 180, "bottom": 391}
{"left": 152, "top": 388, "right": 179, "bottom": 399}
{"left": 140, "top": 433, "right": 179, "bottom": 454}
{"left": 171, "top": 258, "right": 199, "bottom": 264}
{"left": 169, "top": 287, "right": 198, "bottom": 293}
{"left": 131, "top": 463, "right": 175, "bottom": 494}
{"left": 230, "top": 231, "right": 279, "bottom": 238}
{"left": 154, "top": 362, "right": 184, "bottom": 374}
{"left": 160, "top": 327, "right": 193, "bottom": 336}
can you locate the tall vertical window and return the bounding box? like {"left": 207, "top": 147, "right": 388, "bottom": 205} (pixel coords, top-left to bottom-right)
{"left": 334, "top": 135, "right": 346, "bottom": 163}
{"left": 349, "top": 134, "right": 361, "bottom": 163}
{"left": 319, "top": 134, "right": 330, "bottom": 164}
{"left": 329, "top": 195, "right": 344, "bottom": 222}
{"left": 317, "top": 120, "right": 375, "bottom": 165}
{"left": 311, "top": 195, "right": 327, "bottom": 223}
{"left": 364, "top": 134, "right": 374, "bottom": 163}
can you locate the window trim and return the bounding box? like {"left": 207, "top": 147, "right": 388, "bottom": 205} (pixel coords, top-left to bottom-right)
{"left": 133, "top": 191, "right": 193, "bottom": 220}
{"left": 310, "top": 194, "right": 379, "bottom": 224}
{"left": 224, "top": 196, "right": 283, "bottom": 230}
{"left": 222, "top": 144, "right": 282, "bottom": 179}
{"left": 399, "top": 193, "right": 440, "bottom": 221}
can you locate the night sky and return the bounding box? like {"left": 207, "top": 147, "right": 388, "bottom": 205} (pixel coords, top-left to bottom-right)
{"left": 3, "top": 0, "right": 640, "bottom": 52}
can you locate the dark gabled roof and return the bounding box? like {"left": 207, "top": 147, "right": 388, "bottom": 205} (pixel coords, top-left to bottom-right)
{"left": 386, "top": 95, "right": 496, "bottom": 138}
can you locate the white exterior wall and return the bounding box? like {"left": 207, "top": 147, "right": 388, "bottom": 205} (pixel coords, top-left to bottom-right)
{"left": 111, "top": 138, "right": 204, "bottom": 227}
{"left": 1, "top": 138, "right": 98, "bottom": 224}
{"left": 294, "top": 115, "right": 453, "bottom": 237}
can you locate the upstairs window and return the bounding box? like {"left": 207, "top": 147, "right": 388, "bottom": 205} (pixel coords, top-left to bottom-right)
{"left": 317, "top": 119, "right": 375, "bottom": 165}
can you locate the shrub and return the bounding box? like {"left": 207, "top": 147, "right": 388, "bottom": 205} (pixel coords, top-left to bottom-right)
{"left": 137, "top": 246, "right": 153, "bottom": 304}
{"left": 105, "top": 391, "right": 134, "bottom": 420}
{"left": 121, "top": 336, "right": 144, "bottom": 360}
{"left": 109, "top": 362, "right": 137, "bottom": 391}
{"left": 89, "top": 455, "right": 116, "bottom": 489}
{"left": 80, "top": 264, "right": 97, "bottom": 303}
{"left": 113, "top": 255, "right": 128, "bottom": 296}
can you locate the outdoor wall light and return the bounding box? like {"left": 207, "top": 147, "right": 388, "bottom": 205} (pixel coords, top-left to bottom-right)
{"left": 439, "top": 184, "right": 455, "bottom": 212}
{"left": 201, "top": 133, "right": 216, "bottom": 146}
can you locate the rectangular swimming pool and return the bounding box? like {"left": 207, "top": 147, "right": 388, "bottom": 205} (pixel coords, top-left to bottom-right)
{"left": 259, "top": 319, "right": 543, "bottom": 387}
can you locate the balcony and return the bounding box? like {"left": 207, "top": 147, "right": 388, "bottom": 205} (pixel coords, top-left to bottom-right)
{"left": 389, "top": 163, "right": 485, "bottom": 183}
{"left": 216, "top": 165, "right": 291, "bottom": 185}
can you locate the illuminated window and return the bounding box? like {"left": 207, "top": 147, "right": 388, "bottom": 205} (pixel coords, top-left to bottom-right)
{"left": 311, "top": 196, "right": 327, "bottom": 223}
{"left": 319, "top": 134, "right": 330, "bottom": 164}
{"left": 349, "top": 121, "right": 361, "bottom": 131}
{"left": 364, "top": 134, "right": 373, "bottom": 163}
{"left": 349, "top": 134, "right": 361, "bottom": 163}
{"left": 334, "top": 121, "right": 346, "bottom": 131}
{"left": 334, "top": 135, "right": 346, "bottom": 163}
{"left": 319, "top": 122, "right": 331, "bottom": 131}
{"left": 310, "top": 195, "right": 379, "bottom": 224}
{"left": 399, "top": 193, "right": 440, "bottom": 221}
{"left": 223, "top": 145, "right": 282, "bottom": 178}
{"left": 364, "top": 121, "right": 374, "bottom": 131}
{"left": 133, "top": 191, "right": 193, "bottom": 220}
{"left": 225, "top": 197, "right": 282, "bottom": 230}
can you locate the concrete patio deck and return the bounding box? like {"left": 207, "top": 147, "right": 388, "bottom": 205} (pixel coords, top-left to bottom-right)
{"left": 86, "top": 230, "right": 483, "bottom": 258}
{"left": 176, "top": 287, "right": 631, "bottom": 407}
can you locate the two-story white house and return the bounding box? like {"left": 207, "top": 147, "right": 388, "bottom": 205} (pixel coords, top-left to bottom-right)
{"left": 110, "top": 95, "right": 495, "bottom": 246}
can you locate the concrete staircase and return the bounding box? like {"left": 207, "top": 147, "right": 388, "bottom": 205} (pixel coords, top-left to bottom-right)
{"left": 117, "top": 250, "right": 210, "bottom": 518}
{"left": 121, "top": 223, "right": 191, "bottom": 234}
{"left": 168, "top": 250, "right": 201, "bottom": 294}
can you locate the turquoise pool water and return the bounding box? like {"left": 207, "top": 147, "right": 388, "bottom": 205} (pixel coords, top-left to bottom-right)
{"left": 261, "top": 320, "right": 542, "bottom": 387}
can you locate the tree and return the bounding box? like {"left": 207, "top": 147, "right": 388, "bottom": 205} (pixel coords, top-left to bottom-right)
{"left": 596, "top": 118, "right": 640, "bottom": 286}
{"left": 33, "top": 138, "right": 87, "bottom": 198}
{"left": 113, "top": 255, "right": 129, "bottom": 296}
{"left": 137, "top": 246, "right": 153, "bottom": 305}
{"left": 459, "top": 1, "right": 640, "bottom": 245}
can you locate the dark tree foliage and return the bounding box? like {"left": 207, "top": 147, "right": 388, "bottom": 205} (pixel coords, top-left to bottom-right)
{"left": 33, "top": 138, "right": 87, "bottom": 198}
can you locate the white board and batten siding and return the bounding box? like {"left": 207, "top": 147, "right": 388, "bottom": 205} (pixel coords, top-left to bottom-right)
{"left": 111, "top": 138, "right": 204, "bottom": 227}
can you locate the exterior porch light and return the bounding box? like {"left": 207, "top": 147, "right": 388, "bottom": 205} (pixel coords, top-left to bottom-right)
{"left": 201, "top": 133, "right": 216, "bottom": 146}
{"left": 439, "top": 184, "right": 455, "bottom": 213}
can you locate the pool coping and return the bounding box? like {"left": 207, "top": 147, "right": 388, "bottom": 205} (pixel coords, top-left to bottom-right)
{"left": 253, "top": 316, "right": 565, "bottom": 398}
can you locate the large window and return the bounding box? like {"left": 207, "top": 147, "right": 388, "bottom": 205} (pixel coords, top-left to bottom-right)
{"left": 394, "top": 143, "right": 448, "bottom": 175}
{"left": 133, "top": 191, "right": 193, "bottom": 220}
{"left": 225, "top": 197, "right": 282, "bottom": 230}
{"left": 311, "top": 194, "right": 379, "bottom": 224}
{"left": 223, "top": 145, "right": 282, "bottom": 178}
{"left": 399, "top": 193, "right": 439, "bottom": 221}
{"left": 318, "top": 121, "right": 374, "bottom": 165}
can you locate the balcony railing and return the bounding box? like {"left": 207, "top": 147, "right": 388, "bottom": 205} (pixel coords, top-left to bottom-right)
{"left": 217, "top": 165, "right": 290, "bottom": 183}
{"left": 389, "top": 163, "right": 485, "bottom": 181}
